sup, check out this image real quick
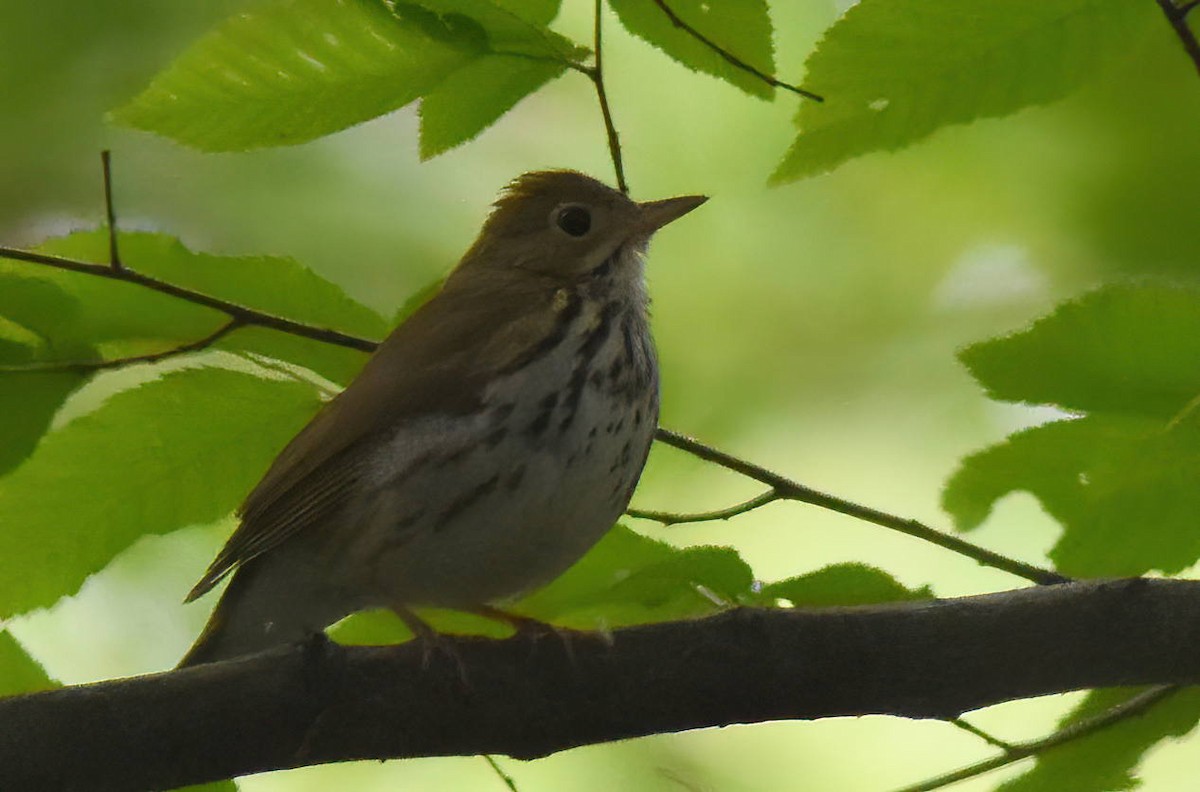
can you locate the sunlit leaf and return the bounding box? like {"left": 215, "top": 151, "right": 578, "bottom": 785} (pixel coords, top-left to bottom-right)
{"left": 762, "top": 563, "right": 932, "bottom": 607}
{"left": 944, "top": 413, "right": 1200, "bottom": 577}
{"left": 0, "top": 357, "right": 325, "bottom": 618}
{"left": 998, "top": 687, "right": 1200, "bottom": 792}
{"left": 773, "top": 0, "right": 1155, "bottom": 181}
{"left": 113, "top": 0, "right": 482, "bottom": 150}
{"left": 960, "top": 284, "right": 1200, "bottom": 419}
{"left": 610, "top": 0, "right": 775, "bottom": 98}
{"left": 419, "top": 54, "right": 565, "bottom": 159}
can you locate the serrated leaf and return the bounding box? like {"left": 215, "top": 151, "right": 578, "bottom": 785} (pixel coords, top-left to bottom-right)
{"left": 0, "top": 357, "right": 325, "bottom": 618}
{"left": 0, "top": 630, "right": 55, "bottom": 698}
{"left": 518, "top": 525, "right": 755, "bottom": 628}
{"left": 998, "top": 687, "right": 1200, "bottom": 792}
{"left": 943, "top": 414, "right": 1200, "bottom": 577}
{"left": 762, "top": 563, "right": 932, "bottom": 607}
{"left": 610, "top": 0, "right": 775, "bottom": 98}
{"left": 419, "top": 54, "right": 565, "bottom": 158}
{"left": 773, "top": 0, "right": 1155, "bottom": 182}
{"left": 960, "top": 284, "right": 1200, "bottom": 419}
{"left": 494, "top": 0, "right": 560, "bottom": 26}
{"left": 405, "top": 0, "right": 583, "bottom": 60}
{"left": 113, "top": 0, "right": 482, "bottom": 151}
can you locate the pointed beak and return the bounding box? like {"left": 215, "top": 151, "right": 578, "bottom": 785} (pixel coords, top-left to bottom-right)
{"left": 637, "top": 194, "right": 708, "bottom": 234}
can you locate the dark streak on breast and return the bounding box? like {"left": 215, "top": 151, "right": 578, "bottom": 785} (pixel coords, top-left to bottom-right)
{"left": 497, "top": 291, "right": 582, "bottom": 376}
{"left": 433, "top": 474, "right": 499, "bottom": 532}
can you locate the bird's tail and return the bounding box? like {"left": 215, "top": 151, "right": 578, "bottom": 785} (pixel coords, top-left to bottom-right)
{"left": 177, "top": 557, "right": 355, "bottom": 668}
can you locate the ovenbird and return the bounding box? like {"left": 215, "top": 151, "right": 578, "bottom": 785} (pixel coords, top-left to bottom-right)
{"left": 179, "top": 170, "right": 705, "bottom": 666}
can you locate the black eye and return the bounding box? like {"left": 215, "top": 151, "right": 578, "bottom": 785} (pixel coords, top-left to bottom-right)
{"left": 555, "top": 205, "right": 592, "bottom": 237}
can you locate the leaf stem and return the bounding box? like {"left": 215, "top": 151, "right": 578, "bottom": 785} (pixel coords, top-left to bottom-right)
{"left": 482, "top": 755, "right": 519, "bottom": 792}
{"left": 588, "top": 0, "right": 628, "bottom": 193}
{"left": 892, "top": 686, "right": 1178, "bottom": 792}
{"left": 627, "top": 489, "right": 779, "bottom": 525}
{"left": 650, "top": 0, "right": 822, "bottom": 101}
{"left": 100, "top": 150, "right": 122, "bottom": 272}
{"left": 948, "top": 717, "right": 1015, "bottom": 752}
{"left": 652, "top": 428, "right": 1070, "bottom": 586}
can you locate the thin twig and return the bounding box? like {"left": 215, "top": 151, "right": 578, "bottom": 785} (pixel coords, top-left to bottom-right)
{"left": 1181, "top": 0, "right": 1200, "bottom": 14}
{"left": 651, "top": 0, "right": 823, "bottom": 102}
{"left": 482, "top": 755, "right": 519, "bottom": 792}
{"left": 100, "top": 150, "right": 122, "bottom": 271}
{"left": 652, "top": 428, "right": 1070, "bottom": 586}
{"left": 0, "top": 246, "right": 378, "bottom": 353}
{"left": 948, "top": 718, "right": 1015, "bottom": 752}
{"left": 627, "top": 489, "right": 779, "bottom": 525}
{"left": 892, "top": 686, "right": 1179, "bottom": 792}
{"left": 588, "top": 0, "right": 628, "bottom": 193}
{"left": 0, "top": 319, "right": 243, "bottom": 373}
{"left": 1156, "top": 0, "right": 1200, "bottom": 78}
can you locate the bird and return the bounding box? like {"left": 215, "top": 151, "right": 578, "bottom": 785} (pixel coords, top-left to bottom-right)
{"left": 178, "top": 170, "right": 706, "bottom": 666}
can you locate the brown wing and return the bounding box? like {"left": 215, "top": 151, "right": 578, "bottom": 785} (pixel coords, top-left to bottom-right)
{"left": 186, "top": 270, "right": 570, "bottom": 601}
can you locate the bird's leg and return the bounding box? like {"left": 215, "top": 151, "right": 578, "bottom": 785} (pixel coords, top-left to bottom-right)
{"left": 470, "top": 605, "right": 614, "bottom": 666}
{"left": 390, "top": 604, "right": 468, "bottom": 682}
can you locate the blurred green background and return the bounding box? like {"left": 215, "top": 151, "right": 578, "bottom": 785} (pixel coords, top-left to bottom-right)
{"left": 3, "top": 1, "right": 1200, "bottom": 789}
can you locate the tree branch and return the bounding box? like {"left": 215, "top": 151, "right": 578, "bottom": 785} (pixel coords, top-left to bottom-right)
{"left": 652, "top": 428, "right": 1070, "bottom": 586}
{"left": 3, "top": 579, "right": 1199, "bottom": 792}
{"left": 1156, "top": 0, "right": 1200, "bottom": 78}
{"left": 651, "top": 0, "right": 823, "bottom": 101}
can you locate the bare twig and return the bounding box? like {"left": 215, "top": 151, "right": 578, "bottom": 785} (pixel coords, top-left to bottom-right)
{"left": 100, "top": 150, "right": 122, "bottom": 271}
{"left": 0, "top": 319, "right": 243, "bottom": 373}
{"left": 0, "top": 246, "right": 378, "bottom": 353}
{"left": 586, "top": 0, "right": 628, "bottom": 193}
{"left": 651, "top": 0, "right": 823, "bottom": 102}
{"left": 652, "top": 428, "right": 1070, "bottom": 586}
{"left": 892, "top": 686, "right": 1178, "bottom": 792}
{"left": 948, "top": 718, "right": 1015, "bottom": 752}
{"left": 1156, "top": 0, "right": 1200, "bottom": 78}
{"left": 627, "top": 489, "right": 779, "bottom": 525}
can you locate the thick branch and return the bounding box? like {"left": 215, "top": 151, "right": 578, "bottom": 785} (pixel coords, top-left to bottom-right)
{"left": 4, "top": 579, "right": 1200, "bottom": 791}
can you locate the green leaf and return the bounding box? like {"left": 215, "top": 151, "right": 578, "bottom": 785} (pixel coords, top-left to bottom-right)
{"left": 518, "top": 525, "right": 755, "bottom": 628}
{"left": 494, "top": 0, "right": 561, "bottom": 26}
{"left": 404, "top": 0, "right": 582, "bottom": 60}
{"left": 998, "top": 687, "right": 1200, "bottom": 792}
{"left": 0, "top": 274, "right": 93, "bottom": 476}
{"left": 943, "top": 413, "right": 1200, "bottom": 577}
{"left": 610, "top": 0, "right": 775, "bottom": 98}
{"left": 0, "top": 630, "right": 55, "bottom": 698}
{"left": 419, "top": 53, "right": 566, "bottom": 159}
{"left": 169, "top": 782, "right": 239, "bottom": 792}
{"left": 773, "top": 0, "right": 1155, "bottom": 182}
{"left": 960, "top": 284, "right": 1200, "bottom": 419}
{"left": 761, "top": 563, "right": 932, "bottom": 607}
{"left": 0, "top": 357, "right": 326, "bottom": 618}
{"left": 38, "top": 231, "right": 388, "bottom": 343}
{"left": 113, "top": 0, "right": 482, "bottom": 151}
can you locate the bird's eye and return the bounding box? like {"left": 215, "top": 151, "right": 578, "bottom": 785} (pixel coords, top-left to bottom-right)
{"left": 554, "top": 205, "right": 592, "bottom": 237}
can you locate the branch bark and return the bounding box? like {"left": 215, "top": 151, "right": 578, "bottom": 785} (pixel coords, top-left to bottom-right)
{"left": 4, "top": 578, "right": 1200, "bottom": 791}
